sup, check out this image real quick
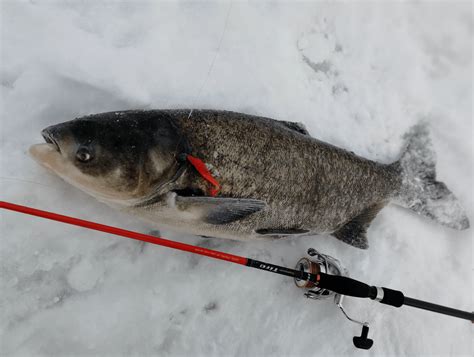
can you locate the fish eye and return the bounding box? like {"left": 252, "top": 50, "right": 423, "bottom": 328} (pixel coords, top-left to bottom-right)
{"left": 76, "top": 147, "right": 93, "bottom": 163}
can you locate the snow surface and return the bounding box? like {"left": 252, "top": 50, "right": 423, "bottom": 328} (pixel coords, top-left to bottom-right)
{"left": 1, "top": 1, "right": 472, "bottom": 356}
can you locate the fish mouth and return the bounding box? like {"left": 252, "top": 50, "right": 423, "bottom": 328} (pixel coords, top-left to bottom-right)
{"left": 41, "top": 128, "right": 61, "bottom": 153}
{"left": 29, "top": 127, "right": 65, "bottom": 166}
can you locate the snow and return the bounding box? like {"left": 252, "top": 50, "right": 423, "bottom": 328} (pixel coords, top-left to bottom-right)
{"left": 1, "top": 1, "right": 472, "bottom": 355}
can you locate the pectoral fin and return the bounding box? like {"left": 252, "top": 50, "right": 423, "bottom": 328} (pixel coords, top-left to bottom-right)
{"left": 175, "top": 195, "right": 266, "bottom": 225}
{"left": 332, "top": 203, "right": 386, "bottom": 249}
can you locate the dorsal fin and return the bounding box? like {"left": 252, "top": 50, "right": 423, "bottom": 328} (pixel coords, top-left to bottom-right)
{"left": 332, "top": 203, "right": 386, "bottom": 249}
{"left": 279, "top": 121, "right": 311, "bottom": 136}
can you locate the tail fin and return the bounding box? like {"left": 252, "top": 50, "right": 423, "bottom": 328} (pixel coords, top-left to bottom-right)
{"left": 394, "top": 122, "right": 469, "bottom": 230}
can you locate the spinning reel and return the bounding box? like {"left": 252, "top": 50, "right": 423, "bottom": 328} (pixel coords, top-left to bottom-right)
{"left": 295, "top": 248, "right": 374, "bottom": 350}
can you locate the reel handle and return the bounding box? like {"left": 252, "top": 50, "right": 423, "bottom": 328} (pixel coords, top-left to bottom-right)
{"left": 317, "top": 273, "right": 405, "bottom": 307}
{"left": 353, "top": 325, "right": 373, "bottom": 350}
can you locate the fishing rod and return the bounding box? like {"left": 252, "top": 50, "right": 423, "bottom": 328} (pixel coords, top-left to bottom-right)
{"left": 1, "top": 200, "right": 472, "bottom": 350}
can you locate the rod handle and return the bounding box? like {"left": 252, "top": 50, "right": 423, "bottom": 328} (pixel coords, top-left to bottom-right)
{"left": 379, "top": 287, "right": 404, "bottom": 307}
{"left": 317, "top": 273, "right": 375, "bottom": 298}
{"left": 318, "top": 273, "right": 405, "bottom": 307}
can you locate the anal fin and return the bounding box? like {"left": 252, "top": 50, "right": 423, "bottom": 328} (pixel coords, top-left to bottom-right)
{"left": 255, "top": 228, "right": 310, "bottom": 239}
{"left": 256, "top": 228, "right": 309, "bottom": 236}
{"left": 332, "top": 203, "right": 386, "bottom": 249}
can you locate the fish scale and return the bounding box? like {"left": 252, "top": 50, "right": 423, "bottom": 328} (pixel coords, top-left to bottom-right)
{"left": 173, "top": 110, "right": 398, "bottom": 232}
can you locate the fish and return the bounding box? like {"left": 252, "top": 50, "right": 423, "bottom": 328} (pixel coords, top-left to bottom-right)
{"left": 29, "top": 109, "right": 470, "bottom": 249}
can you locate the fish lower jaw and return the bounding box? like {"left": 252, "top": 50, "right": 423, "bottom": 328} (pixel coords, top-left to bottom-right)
{"left": 29, "top": 143, "right": 60, "bottom": 169}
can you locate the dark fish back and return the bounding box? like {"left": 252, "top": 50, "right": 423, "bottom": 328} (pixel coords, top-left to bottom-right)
{"left": 170, "top": 110, "right": 400, "bottom": 233}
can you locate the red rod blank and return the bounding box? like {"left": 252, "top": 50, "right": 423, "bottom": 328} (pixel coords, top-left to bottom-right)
{"left": 0, "top": 201, "right": 248, "bottom": 266}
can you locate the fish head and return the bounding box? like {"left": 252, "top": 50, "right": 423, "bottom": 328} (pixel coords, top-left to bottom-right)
{"left": 29, "top": 112, "right": 183, "bottom": 206}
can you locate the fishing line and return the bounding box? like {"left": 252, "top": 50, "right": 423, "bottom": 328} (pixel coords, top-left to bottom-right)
{"left": 0, "top": 176, "right": 62, "bottom": 191}
{"left": 188, "top": 0, "right": 233, "bottom": 118}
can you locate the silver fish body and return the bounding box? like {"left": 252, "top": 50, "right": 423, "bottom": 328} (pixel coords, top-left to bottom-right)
{"left": 30, "top": 110, "right": 469, "bottom": 249}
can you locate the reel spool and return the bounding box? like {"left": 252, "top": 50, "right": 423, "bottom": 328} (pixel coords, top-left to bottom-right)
{"left": 294, "top": 248, "right": 347, "bottom": 300}
{"left": 295, "top": 248, "right": 374, "bottom": 350}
